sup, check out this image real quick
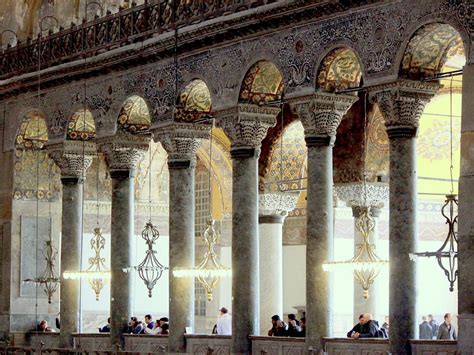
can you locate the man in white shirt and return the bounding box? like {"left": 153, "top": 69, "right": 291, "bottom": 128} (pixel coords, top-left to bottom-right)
{"left": 216, "top": 307, "right": 232, "bottom": 335}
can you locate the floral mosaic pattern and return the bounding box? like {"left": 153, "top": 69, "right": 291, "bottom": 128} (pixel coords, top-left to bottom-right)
{"left": 316, "top": 48, "right": 362, "bottom": 93}
{"left": 175, "top": 79, "right": 212, "bottom": 122}
{"left": 366, "top": 104, "right": 389, "bottom": 179}
{"left": 239, "top": 61, "right": 283, "bottom": 105}
{"left": 118, "top": 95, "right": 151, "bottom": 133}
{"left": 67, "top": 108, "right": 96, "bottom": 140}
{"left": 15, "top": 111, "right": 49, "bottom": 149}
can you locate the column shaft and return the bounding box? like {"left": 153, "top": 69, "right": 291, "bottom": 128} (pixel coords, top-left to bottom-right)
{"left": 168, "top": 162, "right": 195, "bottom": 353}
{"left": 110, "top": 170, "right": 134, "bottom": 348}
{"left": 258, "top": 217, "right": 283, "bottom": 335}
{"left": 59, "top": 177, "right": 83, "bottom": 348}
{"left": 232, "top": 149, "right": 259, "bottom": 353}
{"left": 388, "top": 135, "right": 417, "bottom": 354}
{"left": 306, "top": 140, "right": 333, "bottom": 351}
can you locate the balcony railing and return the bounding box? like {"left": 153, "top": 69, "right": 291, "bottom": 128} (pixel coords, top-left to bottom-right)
{"left": 0, "top": 0, "right": 277, "bottom": 80}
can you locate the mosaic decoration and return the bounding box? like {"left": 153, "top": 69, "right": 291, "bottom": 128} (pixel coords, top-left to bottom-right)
{"left": 316, "top": 48, "right": 362, "bottom": 93}
{"left": 118, "top": 95, "right": 151, "bottom": 133}
{"left": 67, "top": 108, "right": 96, "bottom": 140}
{"left": 239, "top": 61, "right": 283, "bottom": 105}
{"left": 266, "top": 121, "right": 307, "bottom": 192}
{"left": 400, "top": 23, "right": 463, "bottom": 79}
{"left": 366, "top": 104, "right": 389, "bottom": 179}
{"left": 15, "top": 111, "right": 48, "bottom": 149}
{"left": 175, "top": 79, "right": 212, "bottom": 122}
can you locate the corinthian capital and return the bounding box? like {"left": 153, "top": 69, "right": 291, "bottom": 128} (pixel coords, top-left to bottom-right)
{"left": 47, "top": 140, "right": 96, "bottom": 180}
{"left": 216, "top": 104, "right": 279, "bottom": 155}
{"left": 97, "top": 131, "right": 151, "bottom": 173}
{"left": 369, "top": 79, "right": 440, "bottom": 138}
{"left": 152, "top": 122, "right": 209, "bottom": 169}
{"left": 291, "top": 92, "right": 357, "bottom": 146}
{"left": 259, "top": 192, "right": 299, "bottom": 222}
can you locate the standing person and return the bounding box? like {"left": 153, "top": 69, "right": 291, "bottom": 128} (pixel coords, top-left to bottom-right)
{"left": 268, "top": 315, "right": 287, "bottom": 336}
{"left": 216, "top": 307, "right": 232, "bottom": 335}
{"left": 437, "top": 313, "right": 457, "bottom": 340}
{"left": 419, "top": 316, "right": 433, "bottom": 339}
{"left": 144, "top": 315, "right": 154, "bottom": 330}
{"left": 428, "top": 314, "right": 439, "bottom": 339}
{"left": 287, "top": 314, "right": 302, "bottom": 337}
{"left": 381, "top": 316, "right": 389, "bottom": 337}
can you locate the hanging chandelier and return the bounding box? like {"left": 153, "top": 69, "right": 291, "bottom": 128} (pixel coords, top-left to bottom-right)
{"left": 24, "top": 240, "right": 60, "bottom": 304}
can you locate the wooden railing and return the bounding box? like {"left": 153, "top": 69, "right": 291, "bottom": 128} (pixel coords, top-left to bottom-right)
{"left": 0, "top": 0, "right": 277, "bottom": 80}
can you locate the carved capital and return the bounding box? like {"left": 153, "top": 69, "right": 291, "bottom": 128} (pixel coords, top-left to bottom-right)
{"left": 216, "top": 104, "right": 278, "bottom": 154}
{"left": 152, "top": 122, "right": 209, "bottom": 168}
{"left": 47, "top": 140, "right": 96, "bottom": 179}
{"left": 335, "top": 182, "right": 389, "bottom": 209}
{"left": 97, "top": 131, "right": 151, "bottom": 172}
{"left": 291, "top": 92, "right": 357, "bottom": 145}
{"left": 369, "top": 80, "right": 440, "bottom": 138}
{"left": 259, "top": 192, "right": 299, "bottom": 219}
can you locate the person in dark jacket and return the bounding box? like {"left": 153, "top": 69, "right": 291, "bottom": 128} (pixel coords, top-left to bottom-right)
{"left": 268, "top": 315, "right": 287, "bottom": 336}
{"left": 287, "top": 314, "right": 302, "bottom": 337}
{"left": 297, "top": 317, "right": 306, "bottom": 337}
{"left": 419, "top": 316, "right": 433, "bottom": 339}
{"left": 428, "top": 314, "right": 439, "bottom": 339}
{"left": 349, "top": 313, "right": 378, "bottom": 339}
{"left": 347, "top": 314, "right": 364, "bottom": 338}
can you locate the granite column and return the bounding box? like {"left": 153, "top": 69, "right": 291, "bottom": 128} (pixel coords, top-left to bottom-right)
{"left": 48, "top": 140, "right": 95, "bottom": 348}
{"left": 371, "top": 80, "right": 438, "bottom": 354}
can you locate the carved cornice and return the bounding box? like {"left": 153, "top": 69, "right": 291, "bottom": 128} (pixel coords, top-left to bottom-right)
{"left": 97, "top": 131, "right": 151, "bottom": 172}
{"left": 335, "top": 182, "right": 389, "bottom": 209}
{"left": 216, "top": 104, "right": 279, "bottom": 153}
{"left": 290, "top": 93, "right": 358, "bottom": 145}
{"left": 368, "top": 79, "right": 440, "bottom": 138}
{"left": 47, "top": 140, "right": 96, "bottom": 179}
{"left": 259, "top": 192, "right": 299, "bottom": 218}
{"left": 152, "top": 122, "right": 209, "bottom": 168}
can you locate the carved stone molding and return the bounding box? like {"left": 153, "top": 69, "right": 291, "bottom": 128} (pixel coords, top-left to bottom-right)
{"left": 97, "top": 131, "right": 151, "bottom": 172}
{"left": 152, "top": 122, "right": 209, "bottom": 168}
{"left": 47, "top": 140, "right": 96, "bottom": 179}
{"left": 290, "top": 92, "right": 358, "bottom": 144}
{"left": 216, "top": 104, "right": 279, "bottom": 153}
{"left": 259, "top": 192, "right": 299, "bottom": 218}
{"left": 368, "top": 80, "right": 440, "bottom": 138}
{"left": 335, "top": 182, "right": 389, "bottom": 209}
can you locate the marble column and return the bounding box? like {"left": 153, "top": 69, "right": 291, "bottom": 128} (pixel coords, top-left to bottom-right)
{"left": 99, "top": 132, "right": 150, "bottom": 348}
{"left": 370, "top": 80, "right": 438, "bottom": 354}
{"left": 218, "top": 104, "right": 279, "bottom": 353}
{"left": 47, "top": 140, "right": 95, "bottom": 348}
{"left": 458, "top": 63, "right": 474, "bottom": 354}
{"left": 153, "top": 122, "right": 209, "bottom": 353}
{"left": 293, "top": 93, "right": 357, "bottom": 352}
{"left": 258, "top": 192, "right": 298, "bottom": 335}
{"left": 335, "top": 182, "right": 389, "bottom": 323}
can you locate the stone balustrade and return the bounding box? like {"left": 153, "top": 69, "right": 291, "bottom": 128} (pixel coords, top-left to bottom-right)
{"left": 72, "top": 333, "right": 111, "bottom": 352}
{"left": 123, "top": 334, "right": 169, "bottom": 352}
{"left": 185, "top": 334, "right": 232, "bottom": 354}
{"left": 410, "top": 339, "right": 457, "bottom": 354}
{"left": 250, "top": 335, "right": 306, "bottom": 354}
{"left": 323, "top": 338, "right": 389, "bottom": 354}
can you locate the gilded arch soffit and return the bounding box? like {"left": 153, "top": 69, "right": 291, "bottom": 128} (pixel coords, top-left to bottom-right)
{"left": 400, "top": 23, "right": 464, "bottom": 79}
{"left": 15, "top": 111, "right": 49, "bottom": 149}
{"left": 118, "top": 95, "right": 151, "bottom": 133}
{"left": 239, "top": 61, "right": 284, "bottom": 105}
{"left": 67, "top": 108, "right": 97, "bottom": 141}
{"left": 316, "top": 48, "right": 362, "bottom": 93}
{"left": 175, "top": 79, "right": 212, "bottom": 123}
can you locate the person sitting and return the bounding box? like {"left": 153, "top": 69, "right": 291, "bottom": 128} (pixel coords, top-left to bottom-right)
{"left": 216, "top": 307, "right": 232, "bottom": 335}
{"left": 348, "top": 313, "right": 378, "bottom": 339}
{"left": 161, "top": 323, "right": 169, "bottom": 335}
{"left": 99, "top": 317, "right": 111, "bottom": 333}
{"left": 347, "top": 314, "right": 364, "bottom": 338}
{"left": 297, "top": 317, "right": 306, "bottom": 337}
{"left": 287, "top": 314, "right": 302, "bottom": 337}
{"left": 144, "top": 314, "right": 154, "bottom": 330}
{"left": 130, "top": 317, "right": 145, "bottom": 334}
{"left": 268, "top": 315, "right": 287, "bottom": 337}
{"left": 36, "top": 320, "right": 55, "bottom": 332}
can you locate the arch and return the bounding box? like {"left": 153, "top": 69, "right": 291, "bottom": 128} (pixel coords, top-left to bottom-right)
{"left": 315, "top": 47, "right": 363, "bottom": 93}
{"left": 67, "top": 108, "right": 96, "bottom": 140}
{"left": 15, "top": 110, "right": 49, "bottom": 149}
{"left": 175, "top": 79, "right": 212, "bottom": 123}
{"left": 239, "top": 60, "right": 284, "bottom": 105}
{"left": 398, "top": 22, "right": 466, "bottom": 79}
{"left": 117, "top": 95, "right": 151, "bottom": 133}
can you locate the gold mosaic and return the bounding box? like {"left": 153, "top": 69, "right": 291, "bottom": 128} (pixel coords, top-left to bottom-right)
{"left": 175, "top": 79, "right": 212, "bottom": 122}
{"left": 239, "top": 61, "right": 283, "bottom": 105}
{"left": 317, "top": 48, "right": 362, "bottom": 93}
{"left": 118, "top": 95, "right": 151, "bottom": 133}
{"left": 67, "top": 108, "right": 96, "bottom": 140}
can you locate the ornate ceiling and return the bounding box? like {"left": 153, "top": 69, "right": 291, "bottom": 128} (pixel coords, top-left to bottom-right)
{"left": 67, "top": 108, "right": 96, "bottom": 140}
{"left": 317, "top": 48, "right": 362, "bottom": 93}
{"left": 239, "top": 61, "right": 283, "bottom": 105}
{"left": 118, "top": 95, "right": 151, "bottom": 133}
{"left": 15, "top": 111, "right": 49, "bottom": 149}
{"left": 175, "top": 79, "right": 212, "bottom": 122}
{"left": 400, "top": 23, "right": 464, "bottom": 79}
